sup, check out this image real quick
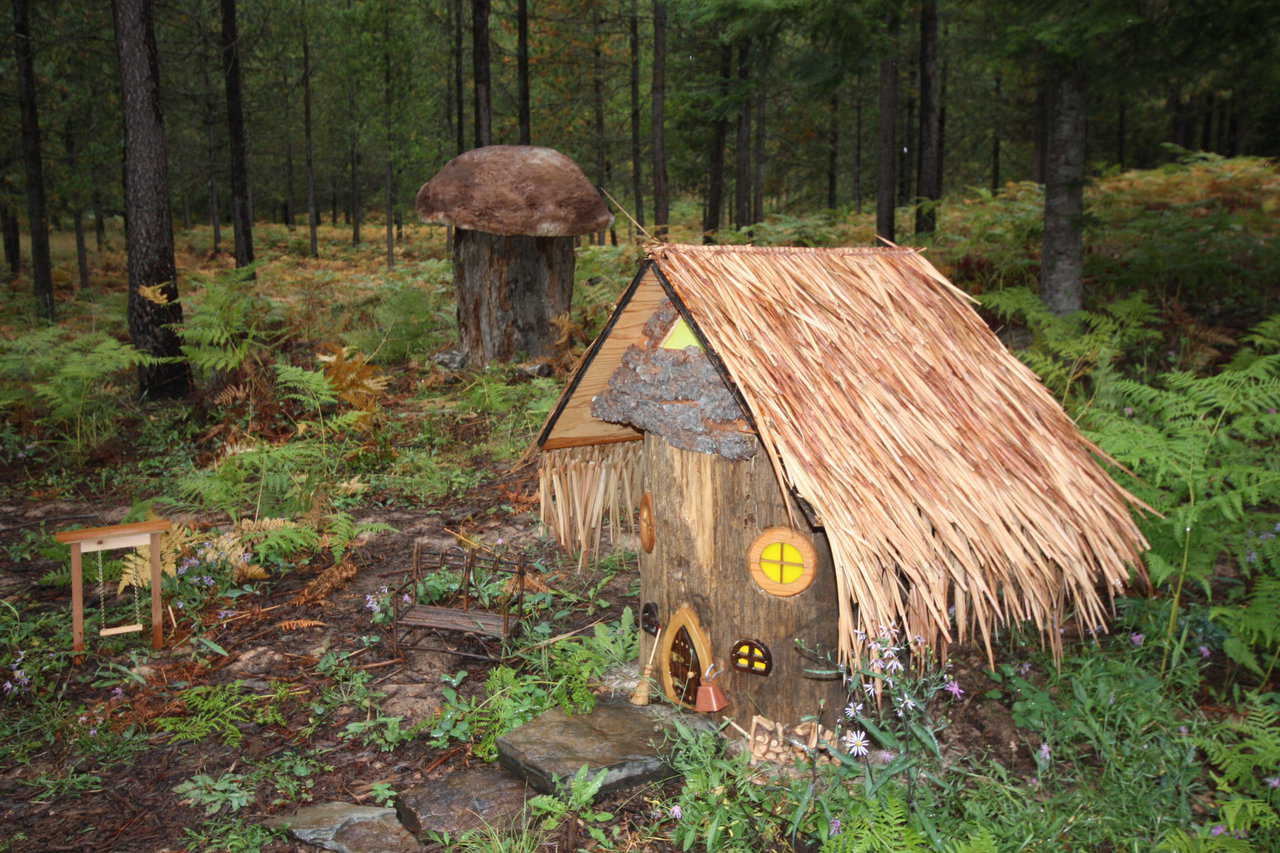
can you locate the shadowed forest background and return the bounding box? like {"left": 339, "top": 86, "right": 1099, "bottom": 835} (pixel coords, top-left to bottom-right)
{"left": 1, "top": 0, "right": 1280, "bottom": 851}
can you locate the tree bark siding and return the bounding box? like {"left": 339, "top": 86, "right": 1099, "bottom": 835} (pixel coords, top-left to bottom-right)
{"left": 113, "top": 0, "right": 191, "bottom": 399}
{"left": 1041, "top": 70, "right": 1087, "bottom": 316}
{"left": 472, "top": 0, "right": 491, "bottom": 148}
{"left": 637, "top": 434, "right": 844, "bottom": 730}
{"left": 453, "top": 229, "right": 574, "bottom": 366}
{"left": 13, "top": 0, "right": 54, "bottom": 319}
{"left": 221, "top": 0, "right": 254, "bottom": 270}
{"left": 875, "top": 12, "right": 899, "bottom": 243}
{"left": 651, "top": 0, "right": 668, "bottom": 237}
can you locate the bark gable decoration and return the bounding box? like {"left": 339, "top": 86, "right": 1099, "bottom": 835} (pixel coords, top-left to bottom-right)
{"left": 535, "top": 244, "right": 1149, "bottom": 729}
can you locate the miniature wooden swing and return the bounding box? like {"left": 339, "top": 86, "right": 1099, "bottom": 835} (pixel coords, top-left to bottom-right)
{"left": 54, "top": 519, "right": 170, "bottom": 657}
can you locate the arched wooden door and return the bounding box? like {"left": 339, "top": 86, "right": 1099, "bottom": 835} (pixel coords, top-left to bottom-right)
{"left": 660, "top": 604, "right": 713, "bottom": 710}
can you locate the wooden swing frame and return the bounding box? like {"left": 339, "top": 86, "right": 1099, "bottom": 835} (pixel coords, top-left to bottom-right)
{"left": 55, "top": 519, "right": 170, "bottom": 658}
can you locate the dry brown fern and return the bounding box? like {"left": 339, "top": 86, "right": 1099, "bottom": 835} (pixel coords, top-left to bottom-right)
{"left": 289, "top": 560, "right": 358, "bottom": 606}
{"left": 276, "top": 619, "right": 327, "bottom": 631}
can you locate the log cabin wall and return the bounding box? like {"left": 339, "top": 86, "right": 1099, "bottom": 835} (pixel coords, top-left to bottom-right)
{"left": 636, "top": 432, "right": 845, "bottom": 730}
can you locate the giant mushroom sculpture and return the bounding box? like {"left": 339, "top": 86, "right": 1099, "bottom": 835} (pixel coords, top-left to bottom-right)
{"left": 415, "top": 145, "right": 613, "bottom": 367}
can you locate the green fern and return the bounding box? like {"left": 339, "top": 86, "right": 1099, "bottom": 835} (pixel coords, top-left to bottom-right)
{"left": 1186, "top": 700, "right": 1280, "bottom": 846}
{"left": 1, "top": 329, "right": 162, "bottom": 452}
{"left": 177, "top": 271, "right": 276, "bottom": 376}
{"left": 820, "top": 794, "right": 928, "bottom": 852}
{"left": 323, "top": 512, "right": 393, "bottom": 564}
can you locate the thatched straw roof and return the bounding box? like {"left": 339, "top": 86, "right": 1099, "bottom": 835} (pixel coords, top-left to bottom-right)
{"left": 537, "top": 244, "right": 1148, "bottom": 663}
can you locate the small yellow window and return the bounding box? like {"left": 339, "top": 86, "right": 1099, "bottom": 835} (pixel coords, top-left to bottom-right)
{"left": 748, "top": 528, "right": 817, "bottom": 596}
{"left": 732, "top": 639, "right": 772, "bottom": 675}
{"left": 659, "top": 317, "right": 702, "bottom": 351}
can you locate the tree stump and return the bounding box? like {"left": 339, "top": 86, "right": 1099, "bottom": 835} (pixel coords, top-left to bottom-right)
{"left": 453, "top": 228, "right": 574, "bottom": 366}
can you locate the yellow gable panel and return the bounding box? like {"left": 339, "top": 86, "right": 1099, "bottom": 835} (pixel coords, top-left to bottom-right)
{"left": 660, "top": 317, "right": 703, "bottom": 351}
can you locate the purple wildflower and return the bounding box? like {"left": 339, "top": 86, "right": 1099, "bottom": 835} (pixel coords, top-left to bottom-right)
{"left": 1211, "top": 825, "right": 1226, "bottom": 836}
{"left": 1019, "top": 661, "right": 1033, "bottom": 676}
{"left": 845, "top": 701, "right": 863, "bottom": 719}
{"left": 111, "top": 687, "right": 124, "bottom": 699}
{"left": 402, "top": 593, "right": 412, "bottom": 605}
{"left": 945, "top": 680, "right": 965, "bottom": 699}
{"left": 828, "top": 818, "right": 842, "bottom": 837}
{"left": 669, "top": 805, "right": 682, "bottom": 820}
{"left": 1265, "top": 775, "right": 1280, "bottom": 789}
{"left": 1130, "top": 632, "right": 1145, "bottom": 646}
{"left": 1123, "top": 406, "right": 1135, "bottom": 416}
{"left": 1038, "top": 742, "right": 1051, "bottom": 762}
{"left": 1199, "top": 645, "right": 1211, "bottom": 658}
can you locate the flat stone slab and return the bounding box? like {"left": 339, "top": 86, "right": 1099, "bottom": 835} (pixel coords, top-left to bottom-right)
{"left": 265, "top": 801, "right": 423, "bottom": 852}
{"left": 396, "top": 764, "right": 530, "bottom": 838}
{"left": 496, "top": 698, "right": 687, "bottom": 795}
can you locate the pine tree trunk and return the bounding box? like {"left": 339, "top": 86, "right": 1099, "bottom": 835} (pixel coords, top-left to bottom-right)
{"left": 914, "top": 0, "right": 940, "bottom": 235}
{"left": 452, "top": 0, "right": 464, "bottom": 155}
{"left": 73, "top": 212, "right": 89, "bottom": 292}
{"left": 854, "top": 75, "right": 863, "bottom": 215}
{"left": 826, "top": 92, "right": 839, "bottom": 209}
{"left": 453, "top": 229, "right": 574, "bottom": 366}
{"left": 1116, "top": 101, "right": 1126, "bottom": 169}
{"left": 65, "top": 127, "right": 91, "bottom": 291}
{"left": 1041, "top": 70, "right": 1087, "bottom": 316}
{"left": 702, "top": 45, "right": 731, "bottom": 244}
{"left": 733, "top": 38, "right": 751, "bottom": 230}
{"left": 472, "top": 0, "right": 491, "bottom": 147}
{"left": 221, "top": 0, "right": 254, "bottom": 270}
{"left": 2, "top": 205, "right": 19, "bottom": 277}
{"left": 92, "top": 189, "right": 105, "bottom": 251}
{"left": 517, "top": 0, "right": 530, "bottom": 144}
{"left": 13, "top": 0, "right": 54, "bottom": 319}
{"left": 591, "top": 5, "right": 607, "bottom": 246}
{"left": 752, "top": 85, "right": 765, "bottom": 222}
{"left": 113, "top": 0, "right": 191, "bottom": 399}
{"left": 991, "top": 75, "right": 1001, "bottom": 191}
{"left": 651, "top": 0, "right": 668, "bottom": 237}
{"left": 302, "top": 0, "right": 318, "bottom": 257}
{"left": 383, "top": 4, "right": 394, "bottom": 268}
{"left": 628, "top": 0, "right": 644, "bottom": 229}
{"left": 875, "top": 12, "right": 899, "bottom": 243}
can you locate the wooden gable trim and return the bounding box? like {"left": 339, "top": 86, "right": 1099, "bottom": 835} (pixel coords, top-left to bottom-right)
{"left": 535, "top": 260, "right": 655, "bottom": 449}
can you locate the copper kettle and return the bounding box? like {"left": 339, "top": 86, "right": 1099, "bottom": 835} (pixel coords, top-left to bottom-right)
{"left": 695, "top": 664, "right": 728, "bottom": 713}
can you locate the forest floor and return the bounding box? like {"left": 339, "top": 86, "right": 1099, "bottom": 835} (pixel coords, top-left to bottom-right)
{"left": 0, "top": 455, "right": 1030, "bottom": 853}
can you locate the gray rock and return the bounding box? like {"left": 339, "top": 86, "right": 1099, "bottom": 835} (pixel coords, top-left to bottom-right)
{"left": 433, "top": 349, "right": 467, "bottom": 371}
{"left": 331, "top": 815, "right": 424, "bottom": 853}
{"left": 266, "top": 801, "right": 421, "bottom": 853}
{"left": 496, "top": 699, "right": 683, "bottom": 796}
{"left": 379, "top": 682, "right": 442, "bottom": 725}
{"left": 396, "top": 765, "right": 530, "bottom": 838}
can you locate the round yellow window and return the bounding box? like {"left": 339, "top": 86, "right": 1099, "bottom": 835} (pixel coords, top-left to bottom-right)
{"left": 747, "top": 527, "right": 817, "bottom": 596}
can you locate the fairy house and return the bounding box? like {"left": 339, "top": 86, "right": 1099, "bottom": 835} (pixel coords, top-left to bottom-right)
{"left": 535, "top": 244, "right": 1148, "bottom": 729}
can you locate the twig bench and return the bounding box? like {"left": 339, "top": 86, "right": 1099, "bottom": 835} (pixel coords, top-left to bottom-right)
{"left": 389, "top": 545, "right": 528, "bottom": 661}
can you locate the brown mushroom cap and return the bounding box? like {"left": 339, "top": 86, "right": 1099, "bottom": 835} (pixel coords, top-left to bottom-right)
{"left": 415, "top": 145, "right": 613, "bottom": 237}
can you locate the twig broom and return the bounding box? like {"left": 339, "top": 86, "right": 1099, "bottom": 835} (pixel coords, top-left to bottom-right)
{"left": 629, "top": 627, "right": 662, "bottom": 706}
